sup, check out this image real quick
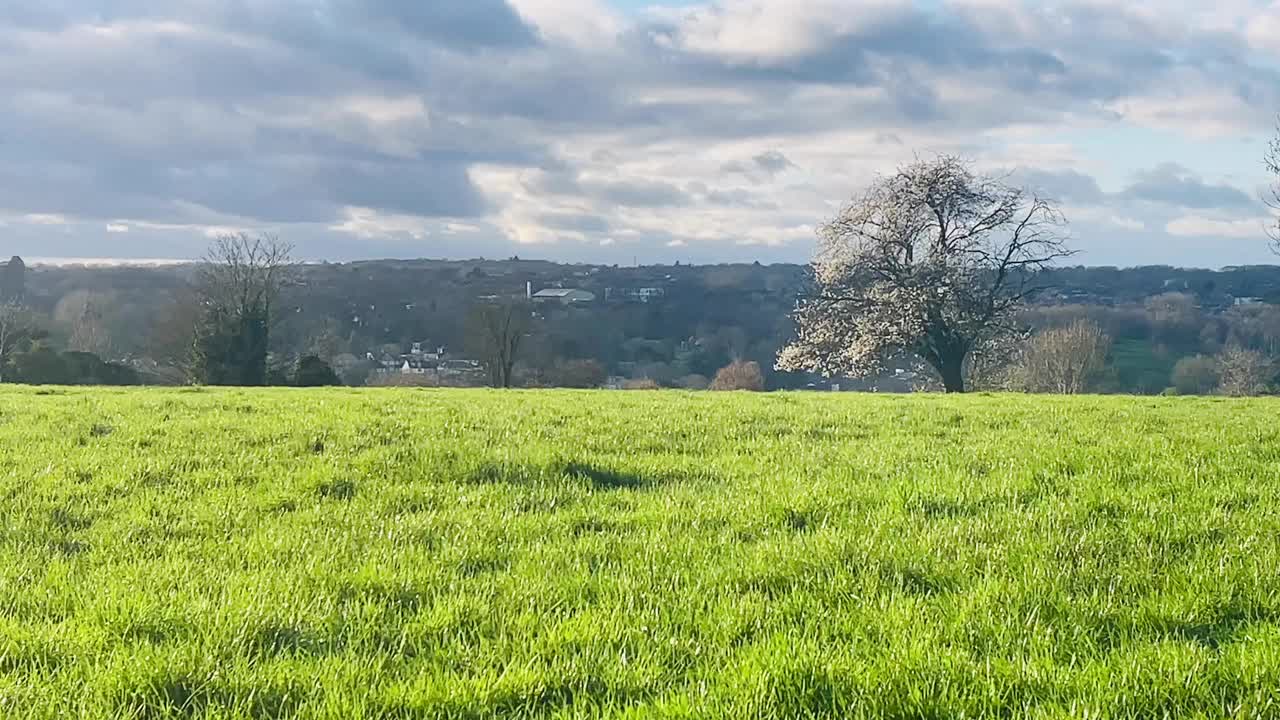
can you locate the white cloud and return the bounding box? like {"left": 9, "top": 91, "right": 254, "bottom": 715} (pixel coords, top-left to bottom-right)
{"left": 329, "top": 207, "right": 429, "bottom": 240}
{"left": 651, "top": 0, "right": 908, "bottom": 64}
{"left": 23, "top": 214, "right": 68, "bottom": 225}
{"left": 509, "top": 0, "right": 624, "bottom": 49}
{"left": 1165, "top": 215, "right": 1269, "bottom": 239}
{"left": 1109, "top": 216, "right": 1147, "bottom": 232}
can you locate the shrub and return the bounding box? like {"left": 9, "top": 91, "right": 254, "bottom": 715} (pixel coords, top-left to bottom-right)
{"left": 294, "top": 355, "right": 341, "bottom": 387}
{"left": 1171, "top": 355, "right": 1219, "bottom": 396}
{"left": 553, "top": 359, "right": 607, "bottom": 389}
{"left": 676, "top": 374, "right": 710, "bottom": 390}
{"left": 1010, "top": 320, "right": 1111, "bottom": 394}
{"left": 710, "top": 360, "right": 765, "bottom": 391}
{"left": 1217, "top": 346, "right": 1271, "bottom": 397}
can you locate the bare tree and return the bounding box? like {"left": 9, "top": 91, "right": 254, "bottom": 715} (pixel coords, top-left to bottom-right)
{"left": 198, "top": 233, "right": 294, "bottom": 325}
{"left": 55, "top": 290, "right": 113, "bottom": 357}
{"left": 146, "top": 287, "right": 202, "bottom": 378}
{"left": 1268, "top": 119, "right": 1280, "bottom": 248}
{"left": 1217, "top": 345, "right": 1272, "bottom": 397}
{"left": 777, "top": 155, "right": 1073, "bottom": 392}
{"left": 1011, "top": 320, "right": 1111, "bottom": 394}
{"left": 0, "top": 301, "right": 33, "bottom": 383}
{"left": 465, "top": 300, "right": 530, "bottom": 388}
{"left": 193, "top": 233, "right": 294, "bottom": 385}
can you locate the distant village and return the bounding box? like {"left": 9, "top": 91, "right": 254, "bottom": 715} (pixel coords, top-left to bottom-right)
{"left": 365, "top": 275, "right": 669, "bottom": 388}
{"left": 9, "top": 255, "right": 1280, "bottom": 394}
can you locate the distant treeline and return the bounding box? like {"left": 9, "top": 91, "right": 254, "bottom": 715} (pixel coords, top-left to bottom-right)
{"left": 9, "top": 259, "right": 1280, "bottom": 393}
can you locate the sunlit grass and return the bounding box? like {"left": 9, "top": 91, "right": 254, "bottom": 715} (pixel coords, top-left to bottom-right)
{"left": 2, "top": 387, "right": 1280, "bottom": 718}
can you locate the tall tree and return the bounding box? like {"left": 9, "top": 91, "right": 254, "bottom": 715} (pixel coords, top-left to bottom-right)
{"left": 466, "top": 300, "right": 530, "bottom": 388}
{"left": 0, "top": 301, "right": 35, "bottom": 383}
{"left": 193, "top": 233, "right": 293, "bottom": 386}
{"left": 777, "top": 155, "right": 1073, "bottom": 393}
{"left": 1268, "top": 120, "right": 1280, "bottom": 249}
{"left": 56, "top": 290, "right": 113, "bottom": 356}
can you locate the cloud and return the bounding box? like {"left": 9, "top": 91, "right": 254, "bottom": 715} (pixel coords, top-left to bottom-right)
{"left": 1124, "top": 164, "right": 1257, "bottom": 210}
{"left": 1166, "top": 215, "right": 1269, "bottom": 239}
{"left": 353, "top": 1, "right": 540, "bottom": 48}
{"left": 0, "top": 0, "right": 1276, "bottom": 265}
{"left": 1016, "top": 168, "right": 1105, "bottom": 204}
{"left": 724, "top": 150, "right": 797, "bottom": 180}
{"left": 585, "top": 178, "right": 691, "bottom": 208}
{"left": 537, "top": 212, "right": 611, "bottom": 233}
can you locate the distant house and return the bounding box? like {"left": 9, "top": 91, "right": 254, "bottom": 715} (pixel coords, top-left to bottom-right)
{"left": 1234, "top": 297, "right": 1265, "bottom": 307}
{"left": 410, "top": 342, "right": 444, "bottom": 360}
{"left": 399, "top": 358, "right": 435, "bottom": 375}
{"left": 532, "top": 288, "right": 596, "bottom": 305}
{"left": 606, "top": 287, "right": 665, "bottom": 303}
{"left": 439, "top": 359, "right": 483, "bottom": 375}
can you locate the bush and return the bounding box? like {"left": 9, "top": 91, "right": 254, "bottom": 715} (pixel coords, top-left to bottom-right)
{"left": 553, "top": 359, "right": 607, "bottom": 388}
{"left": 1010, "top": 320, "right": 1110, "bottom": 394}
{"left": 294, "top": 355, "right": 341, "bottom": 387}
{"left": 710, "top": 360, "right": 765, "bottom": 391}
{"left": 1171, "top": 355, "right": 1219, "bottom": 396}
{"left": 676, "top": 374, "right": 710, "bottom": 390}
{"left": 1217, "top": 346, "right": 1272, "bottom": 397}
{"left": 6, "top": 348, "right": 139, "bottom": 385}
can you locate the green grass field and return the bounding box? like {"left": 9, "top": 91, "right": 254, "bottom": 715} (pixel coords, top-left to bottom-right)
{"left": 4, "top": 387, "right": 1280, "bottom": 718}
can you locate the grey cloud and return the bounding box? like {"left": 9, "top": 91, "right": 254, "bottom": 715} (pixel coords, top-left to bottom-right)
{"left": 701, "top": 187, "right": 780, "bottom": 211}
{"left": 1124, "top": 164, "right": 1256, "bottom": 210}
{"left": 521, "top": 168, "right": 583, "bottom": 196}
{"left": 0, "top": 0, "right": 1276, "bottom": 264}
{"left": 586, "top": 179, "right": 690, "bottom": 208}
{"left": 338, "top": 1, "right": 539, "bottom": 49}
{"left": 537, "top": 213, "right": 610, "bottom": 233}
{"left": 1017, "top": 169, "right": 1105, "bottom": 204}
{"left": 753, "top": 151, "right": 795, "bottom": 175}
{"left": 725, "top": 150, "right": 796, "bottom": 178}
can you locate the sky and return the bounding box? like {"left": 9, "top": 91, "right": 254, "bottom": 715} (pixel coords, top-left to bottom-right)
{"left": 2, "top": 0, "right": 1279, "bottom": 268}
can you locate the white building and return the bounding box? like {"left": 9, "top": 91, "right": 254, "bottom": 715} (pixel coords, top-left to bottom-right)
{"left": 532, "top": 288, "right": 596, "bottom": 304}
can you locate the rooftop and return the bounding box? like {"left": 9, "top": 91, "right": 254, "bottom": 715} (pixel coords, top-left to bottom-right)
{"left": 533, "top": 288, "right": 589, "bottom": 297}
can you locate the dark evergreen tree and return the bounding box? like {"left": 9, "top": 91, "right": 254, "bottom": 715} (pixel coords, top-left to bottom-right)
{"left": 293, "top": 355, "right": 341, "bottom": 386}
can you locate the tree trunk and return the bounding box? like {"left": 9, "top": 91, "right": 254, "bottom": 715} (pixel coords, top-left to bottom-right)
{"left": 937, "top": 354, "right": 966, "bottom": 394}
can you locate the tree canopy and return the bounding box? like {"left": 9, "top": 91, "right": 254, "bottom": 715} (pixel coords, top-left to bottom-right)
{"left": 778, "top": 155, "right": 1073, "bottom": 392}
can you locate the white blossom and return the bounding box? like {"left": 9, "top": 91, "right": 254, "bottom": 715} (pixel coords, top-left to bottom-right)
{"left": 777, "top": 155, "right": 1073, "bottom": 392}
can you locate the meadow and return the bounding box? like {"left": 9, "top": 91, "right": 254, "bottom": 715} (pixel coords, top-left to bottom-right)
{"left": 3, "top": 387, "right": 1280, "bottom": 718}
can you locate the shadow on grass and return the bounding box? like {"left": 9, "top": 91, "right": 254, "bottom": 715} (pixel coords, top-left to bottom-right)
{"left": 119, "top": 675, "right": 304, "bottom": 720}
{"left": 1162, "top": 603, "right": 1280, "bottom": 651}
{"left": 563, "top": 461, "right": 647, "bottom": 489}
{"left": 377, "top": 678, "right": 653, "bottom": 720}
{"left": 465, "top": 459, "right": 686, "bottom": 490}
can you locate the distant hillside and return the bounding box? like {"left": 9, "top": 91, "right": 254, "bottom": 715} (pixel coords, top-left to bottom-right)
{"left": 14, "top": 257, "right": 1280, "bottom": 393}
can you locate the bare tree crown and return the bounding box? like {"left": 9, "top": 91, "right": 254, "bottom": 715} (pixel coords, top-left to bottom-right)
{"left": 1267, "top": 121, "right": 1280, "bottom": 248}
{"left": 197, "top": 232, "right": 294, "bottom": 319}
